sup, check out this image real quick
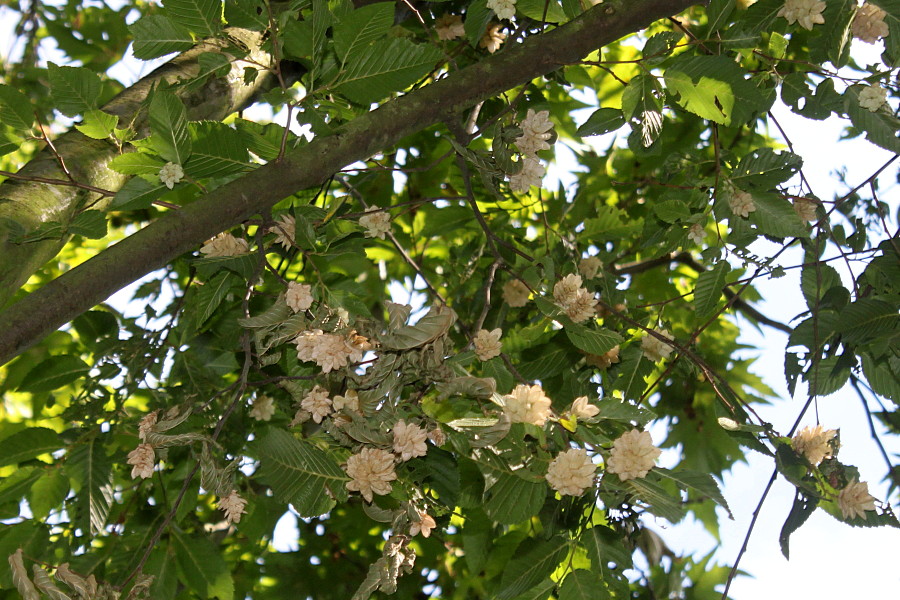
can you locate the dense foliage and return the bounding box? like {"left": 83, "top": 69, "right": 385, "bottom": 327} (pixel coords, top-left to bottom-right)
{"left": 0, "top": 0, "right": 898, "bottom": 598}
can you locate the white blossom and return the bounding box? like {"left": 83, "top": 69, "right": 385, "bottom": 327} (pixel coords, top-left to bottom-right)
{"left": 271, "top": 214, "right": 295, "bottom": 249}
{"left": 728, "top": 188, "right": 756, "bottom": 218}
{"left": 474, "top": 328, "right": 503, "bottom": 361}
{"left": 509, "top": 156, "right": 546, "bottom": 193}
{"left": 792, "top": 424, "right": 837, "bottom": 466}
{"left": 393, "top": 420, "right": 428, "bottom": 461}
{"left": 360, "top": 207, "right": 391, "bottom": 239}
{"left": 793, "top": 197, "right": 818, "bottom": 222}
{"left": 546, "top": 448, "right": 597, "bottom": 496}
{"left": 158, "top": 162, "right": 183, "bottom": 189}
{"left": 777, "top": 0, "right": 826, "bottom": 30}
{"left": 502, "top": 279, "right": 530, "bottom": 307}
{"left": 515, "top": 109, "right": 553, "bottom": 157}
{"left": 859, "top": 85, "right": 888, "bottom": 112}
{"left": 487, "top": 0, "right": 516, "bottom": 21}
{"left": 345, "top": 447, "right": 397, "bottom": 502}
{"left": 300, "top": 385, "right": 332, "bottom": 424}
{"left": 838, "top": 480, "right": 876, "bottom": 520}
{"left": 249, "top": 395, "right": 275, "bottom": 421}
{"left": 641, "top": 329, "right": 675, "bottom": 362}
{"left": 587, "top": 345, "right": 620, "bottom": 370}
{"left": 333, "top": 389, "right": 360, "bottom": 413}
{"left": 295, "top": 329, "right": 371, "bottom": 373}
{"left": 138, "top": 411, "right": 158, "bottom": 442}
{"left": 503, "top": 384, "right": 552, "bottom": 426}
{"left": 479, "top": 23, "right": 506, "bottom": 54}
{"left": 553, "top": 274, "right": 597, "bottom": 323}
{"left": 200, "top": 232, "right": 250, "bottom": 257}
{"left": 286, "top": 281, "right": 314, "bottom": 312}
{"left": 409, "top": 510, "right": 437, "bottom": 537}
{"left": 569, "top": 396, "right": 600, "bottom": 419}
{"left": 606, "top": 429, "right": 661, "bottom": 481}
{"left": 852, "top": 3, "right": 889, "bottom": 44}
{"left": 435, "top": 14, "right": 465, "bottom": 40}
{"left": 217, "top": 490, "right": 248, "bottom": 524}
{"left": 687, "top": 223, "right": 705, "bottom": 246}
{"left": 578, "top": 256, "right": 603, "bottom": 280}
{"left": 127, "top": 443, "right": 155, "bottom": 479}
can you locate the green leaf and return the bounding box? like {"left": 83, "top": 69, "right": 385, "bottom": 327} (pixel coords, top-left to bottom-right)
{"left": 731, "top": 148, "right": 803, "bottom": 189}
{"left": 844, "top": 85, "right": 900, "bottom": 153}
{"left": 565, "top": 324, "right": 623, "bottom": 356}
{"left": 67, "top": 439, "right": 114, "bottom": 535}
{"left": 621, "top": 73, "right": 663, "bottom": 147}
{"left": 805, "top": 355, "right": 851, "bottom": 396}
{"left": 576, "top": 108, "right": 625, "bottom": 137}
{"left": 380, "top": 305, "right": 456, "bottom": 350}
{"left": 579, "top": 526, "right": 632, "bottom": 571}
{"left": 800, "top": 263, "right": 843, "bottom": 311}
{"left": 111, "top": 177, "right": 170, "bottom": 211}
{"left": 193, "top": 271, "right": 238, "bottom": 330}
{"left": 0, "top": 428, "right": 62, "bottom": 468}
{"left": 254, "top": 428, "right": 348, "bottom": 517}
{"left": 0, "top": 468, "right": 42, "bottom": 506}
{"left": 623, "top": 476, "right": 687, "bottom": 522}
{"left": 163, "top": 0, "right": 222, "bottom": 37}
{"left": 559, "top": 569, "right": 609, "bottom": 600}
{"left": 171, "top": 530, "right": 234, "bottom": 600}
{"left": 149, "top": 91, "right": 192, "bottom": 164}
{"left": 693, "top": 261, "right": 731, "bottom": 318}
{"left": 75, "top": 110, "right": 119, "bottom": 139}
{"left": 655, "top": 468, "right": 732, "bottom": 517}
{"left": 334, "top": 38, "right": 442, "bottom": 105}
{"left": 185, "top": 121, "right": 251, "bottom": 178}
{"left": 808, "top": 0, "right": 855, "bottom": 67}
{"left": 481, "top": 468, "right": 545, "bottom": 525}
{"left": 516, "top": 0, "right": 568, "bottom": 23}
{"left": 108, "top": 152, "right": 167, "bottom": 176}
{"left": 779, "top": 488, "right": 817, "bottom": 559}
{"left": 664, "top": 70, "right": 734, "bottom": 125}
{"left": 197, "top": 51, "right": 231, "bottom": 79}
{"left": 47, "top": 63, "right": 101, "bottom": 117}
{"left": 28, "top": 470, "right": 69, "bottom": 521}
{"left": 18, "top": 355, "right": 90, "bottom": 393}
{"left": 706, "top": 0, "right": 735, "bottom": 34}
{"left": 496, "top": 537, "right": 567, "bottom": 599}
{"left": 652, "top": 199, "right": 690, "bottom": 223}
{"left": 464, "top": 0, "right": 494, "bottom": 44}
{"left": 224, "top": 0, "right": 268, "bottom": 30}
{"left": 837, "top": 299, "right": 899, "bottom": 345}
{"left": 69, "top": 210, "right": 107, "bottom": 239}
{"left": 129, "top": 15, "right": 195, "bottom": 60}
{"left": 333, "top": 2, "right": 394, "bottom": 63}
{"left": 0, "top": 85, "right": 34, "bottom": 131}
{"left": 748, "top": 193, "right": 809, "bottom": 238}
{"left": 871, "top": 0, "right": 900, "bottom": 64}
{"left": 862, "top": 353, "right": 900, "bottom": 401}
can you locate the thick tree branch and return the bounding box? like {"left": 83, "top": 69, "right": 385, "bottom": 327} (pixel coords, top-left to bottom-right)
{"left": 0, "top": 0, "right": 702, "bottom": 365}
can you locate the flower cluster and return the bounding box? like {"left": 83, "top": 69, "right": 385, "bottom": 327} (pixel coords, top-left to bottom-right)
{"left": 393, "top": 420, "right": 428, "bottom": 461}
{"left": 474, "top": 328, "right": 503, "bottom": 361}
{"left": 687, "top": 223, "right": 705, "bottom": 246}
{"left": 345, "top": 447, "right": 397, "bottom": 502}
{"left": 509, "top": 157, "right": 546, "bottom": 193}
{"left": 286, "top": 281, "right": 314, "bottom": 312}
{"left": 332, "top": 389, "right": 360, "bottom": 413}
{"left": 553, "top": 274, "right": 597, "bottom": 323}
{"left": 546, "top": 448, "right": 597, "bottom": 496}
{"left": 271, "top": 214, "right": 295, "bottom": 249}
{"left": 159, "top": 162, "right": 183, "bottom": 189}
{"left": 852, "top": 3, "right": 889, "bottom": 44}
{"left": 127, "top": 443, "right": 155, "bottom": 479}
{"left": 515, "top": 109, "right": 554, "bottom": 156}
{"left": 487, "top": 0, "right": 516, "bottom": 20}
{"left": 502, "top": 279, "right": 530, "bottom": 307}
{"left": 838, "top": 480, "right": 876, "bottom": 520}
{"left": 360, "top": 207, "right": 391, "bottom": 239}
{"left": 728, "top": 188, "right": 757, "bottom": 218}
{"left": 200, "top": 232, "right": 250, "bottom": 257}
{"left": 641, "top": 329, "right": 675, "bottom": 362}
{"left": 138, "top": 411, "right": 158, "bottom": 441}
{"left": 294, "top": 329, "right": 371, "bottom": 373}
{"left": 249, "top": 395, "right": 275, "bottom": 421}
{"left": 606, "top": 429, "right": 661, "bottom": 481}
{"left": 791, "top": 424, "right": 837, "bottom": 466}
{"left": 300, "top": 385, "right": 332, "bottom": 424}
{"left": 435, "top": 14, "right": 465, "bottom": 40}
{"left": 503, "top": 384, "right": 552, "bottom": 426}
{"left": 480, "top": 23, "right": 506, "bottom": 53}
{"left": 777, "top": 0, "right": 826, "bottom": 30}
{"left": 217, "top": 490, "right": 248, "bottom": 524}
{"left": 793, "top": 197, "right": 818, "bottom": 222}
{"left": 578, "top": 256, "right": 603, "bottom": 280}
{"left": 859, "top": 85, "right": 888, "bottom": 112}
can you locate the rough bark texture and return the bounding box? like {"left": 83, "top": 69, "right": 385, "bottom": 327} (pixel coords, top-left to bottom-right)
{"left": 0, "top": 28, "right": 275, "bottom": 308}
{"left": 0, "top": 0, "right": 702, "bottom": 365}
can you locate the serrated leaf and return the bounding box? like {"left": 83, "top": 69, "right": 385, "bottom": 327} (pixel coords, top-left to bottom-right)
{"left": 464, "top": 0, "right": 493, "bottom": 44}
{"left": 224, "top": 0, "right": 268, "bottom": 30}
{"left": 193, "top": 271, "right": 238, "bottom": 330}
{"left": 800, "top": 263, "right": 843, "bottom": 311}
{"left": 731, "top": 148, "right": 803, "bottom": 189}
{"left": 108, "top": 152, "right": 167, "bottom": 176}
{"left": 748, "top": 193, "right": 809, "bottom": 238}
{"left": 665, "top": 70, "right": 734, "bottom": 124}
{"left": 693, "top": 261, "right": 731, "bottom": 318}
{"left": 149, "top": 91, "right": 192, "bottom": 164}
{"left": 28, "top": 470, "right": 70, "bottom": 521}
{"left": 185, "top": 121, "right": 251, "bottom": 178}
{"left": 623, "top": 476, "right": 687, "bottom": 522}
{"left": 836, "top": 299, "right": 898, "bottom": 345}
{"left": 0, "top": 85, "right": 34, "bottom": 132}
{"left": 653, "top": 199, "right": 690, "bottom": 223}
{"left": 171, "top": 530, "right": 233, "bottom": 600}
{"left": 516, "top": 0, "right": 567, "bottom": 22}
{"left": 197, "top": 51, "right": 231, "bottom": 79}
{"left": 67, "top": 439, "right": 114, "bottom": 535}
{"left": 844, "top": 85, "right": 900, "bottom": 153}
{"left": 75, "top": 110, "right": 119, "bottom": 139}
{"left": 333, "top": 2, "right": 394, "bottom": 63}
{"left": 69, "top": 210, "right": 107, "bottom": 239}
{"left": 655, "top": 468, "right": 732, "bottom": 517}
{"left": 238, "top": 300, "right": 292, "bottom": 328}
{"left": 334, "top": 38, "right": 441, "bottom": 105}
{"left": 805, "top": 355, "right": 851, "bottom": 396}
{"left": 111, "top": 177, "right": 170, "bottom": 211}
{"left": 163, "top": 0, "right": 222, "bottom": 37}
{"left": 580, "top": 526, "right": 632, "bottom": 571}
{"left": 480, "top": 467, "right": 545, "bottom": 525}
{"left": 706, "top": 0, "right": 735, "bottom": 34}
{"left": 559, "top": 569, "right": 608, "bottom": 600}
{"left": 496, "top": 537, "right": 567, "bottom": 599}
{"left": 0, "top": 428, "right": 61, "bottom": 467}
{"left": 0, "top": 468, "right": 42, "bottom": 506}
{"left": 871, "top": 0, "right": 900, "bottom": 64}
{"left": 861, "top": 353, "right": 900, "bottom": 401}
{"left": 565, "top": 324, "right": 623, "bottom": 356}
{"left": 129, "top": 15, "right": 195, "bottom": 60}
{"left": 18, "top": 355, "right": 90, "bottom": 394}
{"left": 576, "top": 108, "right": 625, "bottom": 137}
{"left": 48, "top": 63, "right": 101, "bottom": 117}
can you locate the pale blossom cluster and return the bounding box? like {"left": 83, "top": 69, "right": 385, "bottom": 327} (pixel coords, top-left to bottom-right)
{"left": 271, "top": 214, "right": 296, "bottom": 249}
{"left": 127, "top": 443, "right": 155, "bottom": 479}
{"left": 138, "top": 411, "right": 158, "bottom": 441}
{"left": 249, "top": 395, "right": 275, "bottom": 421}
{"left": 641, "top": 329, "right": 674, "bottom": 362}
{"left": 434, "top": 14, "right": 465, "bottom": 40}
{"left": 503, "top": 384, "right": 553, "bottom": 426}
{"left": 502, "top": 279, "right": 530, "bottom": 307}
{"left": 487, "top": 0, "right": 516, "bottom": 20}
{"left": 569, "top": 396, "right": 600, "bottom": 420}
{"left": 294, "top": 329, "right": 371, "bottom": 373}
{"left": 474, "top": 328, "right": 503, "bottom": 361}
{"left": 332, "top": 389, "right": 360, "bottom": 413}
{"left": 200, "top": 232, "right": 250, "bottom": 257}
{"left": 687, "top": 223, "right": 705, "bottom": 245}
{"left": 793, "top": 197, "right": 818, "bottom": 222}
{"left": 159, "top": 162, "right": 183, "bottom": 189}
{"left": 838, "top": 480, "right": 876, "bottom": 520}
{"left": 852, "top": 3, "right": 889, "bottom": 44}
{"left": 217, "top": 490, "right": 248, "bottom": 524}
{"left": 546, "top": 448, "right": 597, "bottom": 496}
{"left": 791, "top": 424, "right": 837, "bottom": 465}
{"left": 777, "top": 0, "right": 826, "bottom": 30}
{"left": 509, "top": 156, "right": 546, "bottom": 193}
{"left": 286, "top": 281, "right": 314, "bottom": 312}
{"left": 606, "top": 429, "right": 661, "bottom": 481}
{"left": 728, "top": 188, "right": 757, "bottom": 218}
{"left": 393, "top": 420, "right": 428, "bottom": 461}
{"left": 409, "top": 509, "right": 437, "bottom": 537}
{"left": 553, "top": 274, "right": 597, "bottom": 323}
{"left": 359, "top": 207, "right": 391, "bottom": 239}
{"left": 578, "top": 256, "right": 603, "bottom": 280}
{"left": 345, "top": 447, "right": 397, "bottom": 502}
{"left": 858, "top": 85, "right": 888, "bottom": 112}
{"left": 300, "top": 385, "right": 332, "bottom": 424}
{"left": 480, "top": 23, "right": 506, "bottom": 53}
{"left": 515, "top": 109, "right": 554, "bottom": 156}
{"left": 587, "top": 345, "right": 620, "bottom": 370}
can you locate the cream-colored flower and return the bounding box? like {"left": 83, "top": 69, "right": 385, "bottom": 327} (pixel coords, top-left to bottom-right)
{"left": 295, "top": 330, "right": 367, "bottom": 373}
{"left": 578, "top": 256, "right": 603, "bottom": 280}
{"left": 333, "top": 389, "right": 360, "bottom": 413}
{"left": 503, "top": 279, "right": 530, "bottom": 307}
{"left": 286, "top": 281, "right": 314, "bottom": 312}
{"left": 217, "top": 490, "right": 248, "bottom": 524}
{"left": 587, "top": 345, "right": 620, "bottom": 370}
{"left": 487, "top": 0, "right": 516, "bottom": 20}
{"left": 606, "top": 429, "right": 661, "bottom": 481}
{"left": 271, "top": 214, "right": 295, "bottom": 249}
{"left": 159, "top": 162, "right": 183, "bottom": 189}
{"left": 852, "top": 3, "right": 889, "bottom": 44}
{"left": 474, "top": 328, "right": 503, "bottom": 361}
{"left": 546, "top": 448, "right": 597, "bottom": 496}
{"left": 200, "top": 232, "right": 250, "bottom": 257}
{"left": 409, "top": 510, "right": 437, "bottom": 537}
{"left": 503, "top": 384, "right": 552, "bottom": 426}
{"left": 360, "top": 207, "right": 391, "bottom": 239}
{"left": 515, "top": 109, "right": 554, "bottom": 157}
{"left": 127, "top": 443, "right": 155, "bottom": 479}
{"left": 859, "top": 85, "right": 888, "bottom": 112}
{"left": 838, "top": 480, "right": 876, "bottom": 520}
{"left": 641, "top": 329, "right": 674, "bottom": 362}
{"left": 428, "top": 427, "right": 446, "bottom": 446}
{"left": 300, "top": 385, "right": 332, "bottom": 424}
{"left": 345, "top": 447, "right": 397, "bottom": 502}
{"left": 393, "top": 420, "right": 428, "bottom": 461}
{"left": 777, "top": 0, "right": 826, "bottom": 30}
{"left": 249, "top": 395, "right": 275, "bottom": 421}
{"left": 728, "top": 189, "right": 756, "bottom": 218}
{"left": 553, "top": 274, "right": 597, "bottom": 323}
{"left": 479, "top": 23, "right": 506, "bottom": 53}
{"left": 138, "top": 411, "right": 158, "bottom": 442}
{"left": 435, "top": 14, "right": 465, "bottom": 40}
{"left": 687, "top": 223, "right": 705, "bottom": 246}
{"left": 509, "top": 156, "right": 546, "bottom": 193}
{"left": 793, "top": 197, "right": 818, "bottom": 222}
{"left": 791, "top": 424, "right": 837, "bottom": 466}
{"left": 569, "top": 396, "right": 600, "bottom": 419}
